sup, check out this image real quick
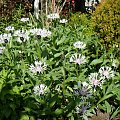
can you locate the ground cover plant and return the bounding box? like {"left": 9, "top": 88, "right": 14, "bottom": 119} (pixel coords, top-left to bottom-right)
{"left": 0, "top": 4, "right": 120, "bottom": 120}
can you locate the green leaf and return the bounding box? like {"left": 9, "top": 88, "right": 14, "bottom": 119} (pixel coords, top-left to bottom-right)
{"left": 13, "top": 86, "right": 20, "bottom": 94}
{"left": 112, "top": 87, "right": 120, "bottom": 100}
{"left": 49, "top": 95, "right": 57, "bottom": 107}
{"left": 90, "top": 59, "right": 103, "bottom": 65}
{"left": 54, "top": 52, "right": 63, "bottom": 58}
{"left": 54, "top": 108, "right": 63, "bottom": 115}
{"left": 70, "top": 115, "right": 74, "bottom": 120}
{"left": 105, "top": 101, "right": 111, "bottom": 113}
{"left": 97, "top": 94, "right": 113, "bottom": 105}
{"left": 61, "top": 67, "right": 65, "bottom": 78}
{"left": 67, "top": 86, "right": 73, "bottom": 92}
{"left": 3, "top": 107, "right": 11, "bottom": 118}
{"left": 20, "top": 114, "right": 29, "bottom": 120}
{"left": 110, "top": 107, "right": 120, "bottom": 119}
{"left": 57, "top": 38, "right": 65, "bottom": 45}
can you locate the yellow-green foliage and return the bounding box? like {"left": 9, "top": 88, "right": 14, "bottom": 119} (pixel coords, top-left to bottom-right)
{"left": 68, "top": 13, "right": 94, "bottom": 39}
{"left": 91, "top": 0, "right": 120, "bottom": 49}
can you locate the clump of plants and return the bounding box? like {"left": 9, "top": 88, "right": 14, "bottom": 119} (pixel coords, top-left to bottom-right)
{"left": 91, "top": 0, "right": 120, "bottom": 52}
{"left": 0, "top": 5, "right": 120, "bottom": 120}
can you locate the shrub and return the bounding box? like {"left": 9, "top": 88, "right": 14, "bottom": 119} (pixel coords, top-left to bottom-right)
{"left": 91, "top": 0, "right": 120, "bottom": 51}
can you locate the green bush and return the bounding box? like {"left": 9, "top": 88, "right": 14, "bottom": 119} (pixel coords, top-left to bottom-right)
{"left": 68, "top": 13, "right": 95, "bottom": 43}
{"left": 91, "top": 0, "right": 120, "bottom": 51}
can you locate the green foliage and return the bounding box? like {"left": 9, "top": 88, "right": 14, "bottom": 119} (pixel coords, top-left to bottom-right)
{"left": 91, "top": 0, "right": 120, "bottom": 54}
{"left": 0, "top": 10, "right": 120, "bottom": 120}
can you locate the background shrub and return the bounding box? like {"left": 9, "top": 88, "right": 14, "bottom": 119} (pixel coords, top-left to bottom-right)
{"left": 0, "top": 0, "right": 32, "bottom": 17}
{"left": 91, "top": 0, "right": 120, "bottom": 53}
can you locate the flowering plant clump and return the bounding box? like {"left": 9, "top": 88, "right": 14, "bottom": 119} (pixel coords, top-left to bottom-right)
{"left": 0, "top": 10, "right": 119, "bottom": 120}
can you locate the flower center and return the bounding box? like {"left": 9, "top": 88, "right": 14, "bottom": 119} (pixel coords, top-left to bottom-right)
{"left": 4, "top": 39, "right": 8, "bottom": 43}
{"left": 103, "top": 70, "right": 109, "bottom": 77}
{"left": 92, "top": 79, "right": 99, "bottom": 86}
{"left": 20, "top": 37, "right": 24, "bottom": 41}
{"left": 75, "top": 59, "right": 81, "bottom": 65}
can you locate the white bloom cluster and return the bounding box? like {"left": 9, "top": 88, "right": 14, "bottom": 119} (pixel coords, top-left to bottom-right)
{"left": 0, "top": 46, "right": 5, "bottom": 54}
{"left": 20, "top": 18, "right": 29, "bottom": 22}
{"left": 70, "top": 53, "right": 86, "bottom": 65}
{"left": 29, "top": 28, "right": 40, "bottom": 35}
{"left": 30, "top": 28, "right": 52, "bottom": 37}
{"left": 5, "top": 26, "right": 14, "bottom": 31}
{"left": 89, "top": 66, "right": 115, "bottom": 87}
{"left": 29, "top": 60, "right": 47, "bottom": 74}
{"left": 47, "top": 13, "right": 60, "bottom": 20}
{"left": 0, "top": 33, "right": 12, "bottom": 43}
{"left": 33, "top": 84, "right": 47, "bottom": 95}
{"left": 14, "top": 30, "right": 29, "bottom": 43}
{"left": 73, "top": 41, "right": 86, "bottom": 49}
{"left": 60, "top": 19, "right": 68, "bottom": 23}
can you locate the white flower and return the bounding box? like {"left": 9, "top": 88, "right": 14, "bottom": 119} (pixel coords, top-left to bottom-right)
{"left": 39, "top": 28, "right": 52, "bottom": 37}
{"left": 14, "top": 30, "right": 24, "bottom": 36}
{"left": 20, "top": 18, "right": 29, "bottom": 22}
{"left": 0, "top": 35, "right": 5, "bottom": 44}
{"left": 75, "top": 105, "right": 81, "bottom": 113}
{"left": 70, "top": 53, "right": 86, "bottom": 65}
{"left": 81, "top": 82, "right": 91, "bottom": 89}
{"left": 47, "top": 13, "right": 60, "bottom": 20}
{"left": 14, "top": 30, "right": 29, "bottom": 43}
{"left": 73, "top": 41, "right": 86, "bottom": 49}
{"left": 29, "top": 28, "right": 51, "bottom": 37}
{"left": 0, "top": 46, "right": 5, "bottom": 54}
{"left": 5, "top": 26, "right": 14, "bottom": 31}
{"left": 33, "top": 84, "right": 47, "bottom": 95}
{"left": 29, "top": 28, "right": 40, "bottom": 35}
{"left": 99, "top": 66, "right": 114, "bottom": 79}
{"left": 89, "top": 73, "right": 102, "bottom": 87}
{"left": 17, "top": 33, "right": 29, "bottom": 43}
{"left": 60, "top": 19, "right": 68, "bottom": 23}
{"left": 77, "top": 81, "right": 89, "bottom": 87}
{"left": 0, "top": 33, "right": 12, "bottom": 43}
{"left": 29, "top": 61, "right": 47, "bottom": 74}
